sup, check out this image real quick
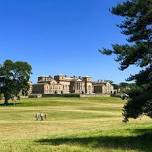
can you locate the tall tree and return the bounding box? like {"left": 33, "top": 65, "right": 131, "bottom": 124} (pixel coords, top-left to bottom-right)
{"left": 100, "top": 0, "right": 152, "bottom": 122}
{"left": 0, "top": 60, "right": 32, "bottom": 105}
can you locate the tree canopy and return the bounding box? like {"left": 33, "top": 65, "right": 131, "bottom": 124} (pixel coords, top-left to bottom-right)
{"left": 100, "top": 0, "right": 152, "bottom": 122}
{"left": 0, "top": 60, "right": 32, "bottom": 105}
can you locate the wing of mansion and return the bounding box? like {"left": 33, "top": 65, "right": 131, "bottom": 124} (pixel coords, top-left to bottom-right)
{"left": 32, "top": 75, "right": 116, "bottom": 95}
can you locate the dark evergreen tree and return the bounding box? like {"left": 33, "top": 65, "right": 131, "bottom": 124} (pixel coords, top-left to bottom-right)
{"left": 100, "top": 0, "right": 152, "bottom": 122}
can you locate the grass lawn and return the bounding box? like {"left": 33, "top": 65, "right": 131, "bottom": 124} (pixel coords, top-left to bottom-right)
{"left": 0, "top": 96, "right": 152, "bottom": 152}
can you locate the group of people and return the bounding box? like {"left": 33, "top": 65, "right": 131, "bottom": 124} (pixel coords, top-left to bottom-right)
{"left": 35, "top": 112, "right": 47, "bottom": 121}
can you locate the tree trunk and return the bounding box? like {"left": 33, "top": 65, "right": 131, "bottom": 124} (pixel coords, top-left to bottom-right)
{"left": 4, "top": 94, "right": 9, "bottom": 105}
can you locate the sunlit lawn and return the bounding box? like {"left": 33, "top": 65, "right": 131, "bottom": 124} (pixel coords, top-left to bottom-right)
{"left": 0, "top": 97, "right": 152, "bottom": 152}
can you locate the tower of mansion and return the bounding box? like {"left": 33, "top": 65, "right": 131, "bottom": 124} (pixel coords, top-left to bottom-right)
{"left": 32, "top": 75, "right": 115, "bottom": 95}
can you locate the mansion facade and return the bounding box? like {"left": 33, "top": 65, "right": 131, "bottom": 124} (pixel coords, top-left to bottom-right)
{"left": 32, "top": 75, "right": 115, "bottom": 95}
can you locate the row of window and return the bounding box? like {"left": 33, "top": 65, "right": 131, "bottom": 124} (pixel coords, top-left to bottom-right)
{"left": 45, "top": 85, "right": 93, "bottom": 91}
{"left": 44, "top": 90, "right": 70, "bottom": 94}
{"left": 45, "top": 85, "right": 71, "bottom": 90}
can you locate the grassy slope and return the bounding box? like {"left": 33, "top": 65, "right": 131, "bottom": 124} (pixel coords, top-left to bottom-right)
{"left": 0, "top": 97, "right": 152, "bottom": 152}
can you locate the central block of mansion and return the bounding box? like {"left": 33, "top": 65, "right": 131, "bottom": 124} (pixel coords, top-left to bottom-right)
{"left": 32, "top": 75, "right": 115, "bottom": 95}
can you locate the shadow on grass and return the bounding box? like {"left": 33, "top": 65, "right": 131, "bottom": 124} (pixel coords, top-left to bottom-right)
{"left": 37, "top": 129, "right": 152, "bottom": 152}
{"left": 131, "top": 128, "right": 152, "bottom": 134}
{"left": 0, "top": 102, "right": 21, "bottom": 106}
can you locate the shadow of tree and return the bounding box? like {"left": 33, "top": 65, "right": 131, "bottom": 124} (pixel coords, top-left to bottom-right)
{"left": 0, "top": 102, "right": 21, "bottom": 106}
{"left": 131, "top": 128, "right": 152, "bottom": 134}
{"left": 37, "top": 129, "right": 152, "bottom": 152}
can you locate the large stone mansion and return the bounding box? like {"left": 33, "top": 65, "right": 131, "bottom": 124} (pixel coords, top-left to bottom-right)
{"left": 32, "top": 75, "right": 115, "bottom": 95}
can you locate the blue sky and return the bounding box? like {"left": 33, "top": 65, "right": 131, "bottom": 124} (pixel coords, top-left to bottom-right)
{"left": 0, "top": 0, "right": 139, "bottom": 83}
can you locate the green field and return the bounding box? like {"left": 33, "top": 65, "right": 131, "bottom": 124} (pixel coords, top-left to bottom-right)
{"left": 0, "top": 97, "right": 152, "bottom": 152}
